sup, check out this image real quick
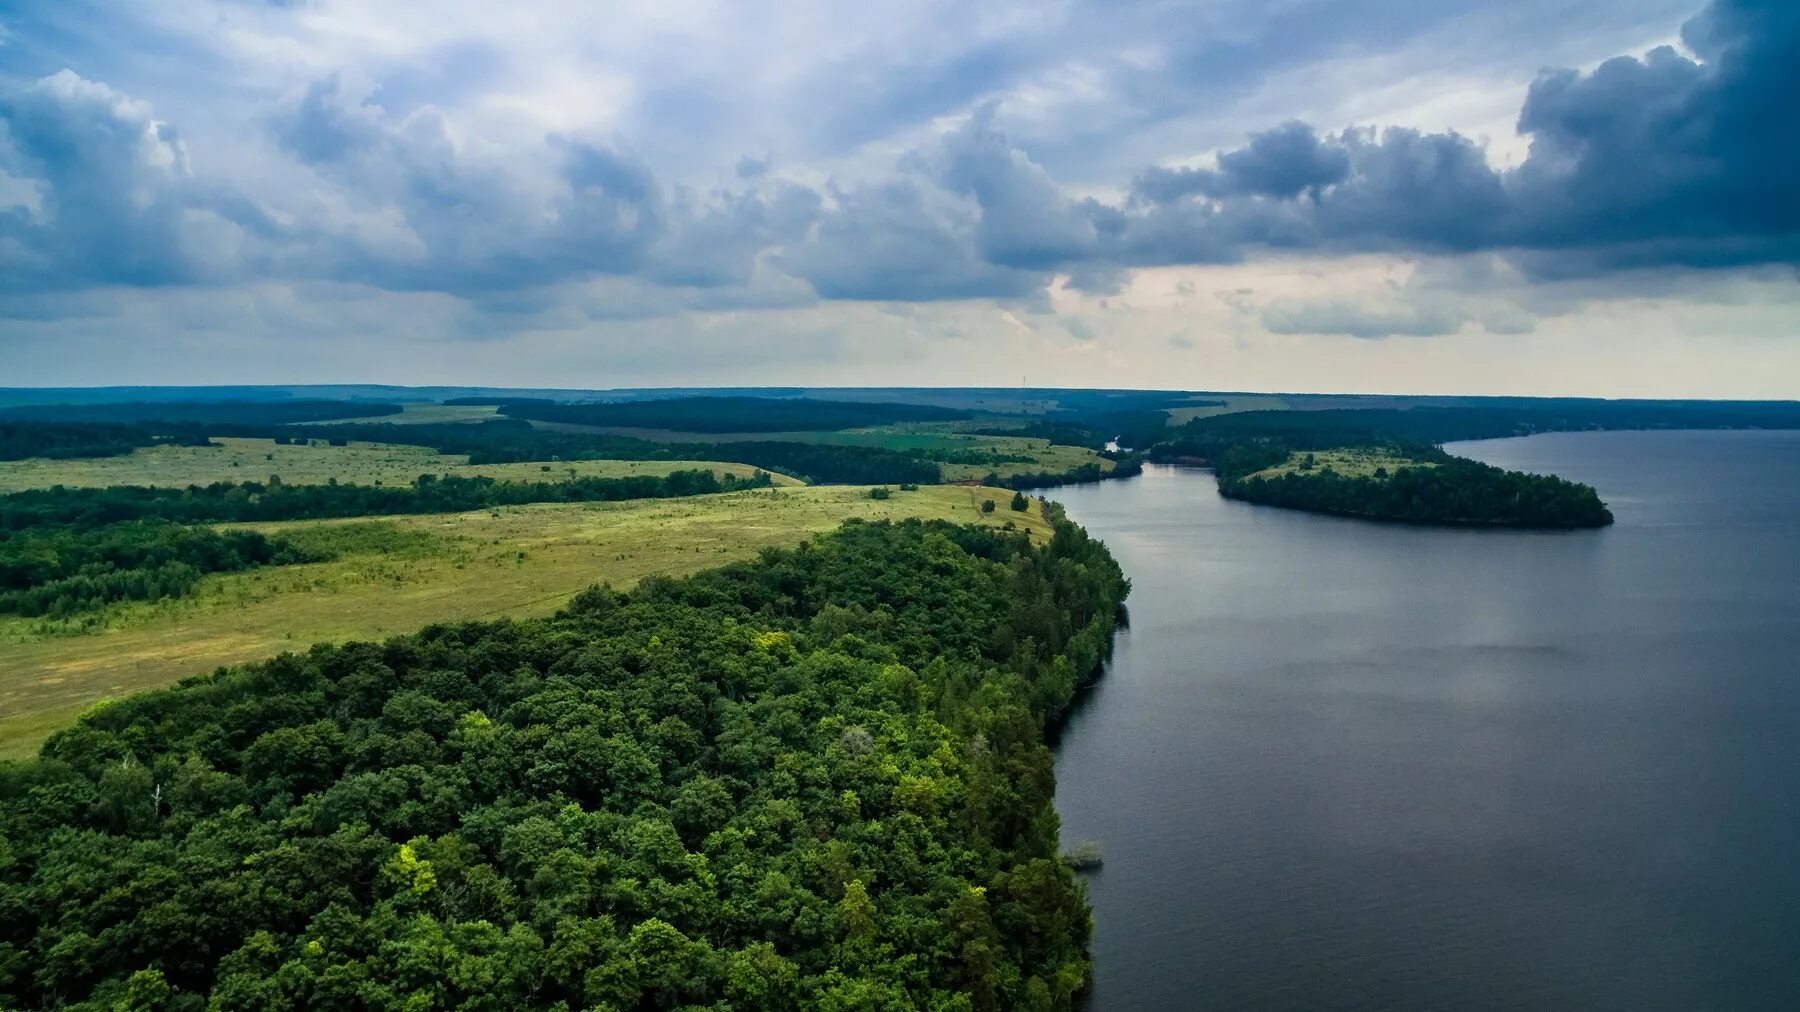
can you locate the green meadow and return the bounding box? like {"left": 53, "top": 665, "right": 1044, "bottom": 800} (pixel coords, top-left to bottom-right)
{"left": 0, "top": 483, "right": 1046, "bottom": 759}
{"left": 0, "top": 436, "right": 798, "bottom": 492}
{"left": 1246, "top": 447, "right": 1439, "bottom": 481}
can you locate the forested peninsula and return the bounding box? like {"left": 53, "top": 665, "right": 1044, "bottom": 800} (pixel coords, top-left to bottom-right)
{"left": 1148, "top": 410, "right": 1619, "bottom": 528}
{"left": 0, "top": 513, "right": 1127, "bottom": 1011}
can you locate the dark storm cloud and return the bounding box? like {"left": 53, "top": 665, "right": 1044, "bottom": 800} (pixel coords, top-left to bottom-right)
{"left": 1, "top": 0, "right": 1794, "bottom": 312}
{"left": 1132, "top": 122, "right": 1352, "bottom": 202}
{"left": 1108, "top": 0, "right": 1800, "bottom": 274}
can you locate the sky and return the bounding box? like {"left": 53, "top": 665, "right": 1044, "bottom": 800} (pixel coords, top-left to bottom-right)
{"left": 0, "top": 0, "right": 1796, "bottom": 397}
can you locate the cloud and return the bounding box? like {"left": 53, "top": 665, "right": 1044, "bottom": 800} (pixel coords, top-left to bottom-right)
{"left": 777, "top": 178, "right": 1047, "bottom": 301}
{"left": 0, "top": 0, "right": 1795, "bottom": 362}
{"left": 0, "top": 70, "right": 268, "bottom": 291}
{"left": 1133, "top": 121, "right": 1351, "bottom": 202}
{"left": 1113, "top": 0, "right": 1800, "bottom": 274}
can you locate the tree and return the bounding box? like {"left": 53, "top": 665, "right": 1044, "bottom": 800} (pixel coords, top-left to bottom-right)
{"left": 1010, "top": 491, "right": 1030, "bottom": 511}
{"left": 981, "top": 499, "right": 996, "bottom": 513}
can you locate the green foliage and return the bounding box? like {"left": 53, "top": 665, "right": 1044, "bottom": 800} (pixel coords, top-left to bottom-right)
{"left": 1146, "top": 407, "right": 1627, "bottom": 528}
{"left": 1222, "top": 457, "right": 1614, "bottom": 527}
{"left": 1010, "top": 492, "right": 1030, "bottom": 512}
{"left": 276, "top": 420, "right": 945, "bottom": 486}
{"left": 0, "top": 520, "right": 325, "bottom": 617}
{"left": 0, "top": 469, "right": 771, "bottom": 531}
{"left": 868, "top": 487, "right": 891, "bottom": 500}
{"left": 0, "top": 423, "right": 210, "bottom": 463}
{"left": 990, "top": 457, "right": 1143, "bottom": 492}
{"left": 0, "top": 517, "right": 1127, "bottom": 1010}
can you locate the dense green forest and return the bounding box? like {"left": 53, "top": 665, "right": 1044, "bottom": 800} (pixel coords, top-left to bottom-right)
{"left": 498, "top": 397, "right": 972, "bottom": 433}
{"left": 1221, "top": 458, "right": 1613, "bottom": 527}
{"left": 0, "top": 423, "right": 211, "bottom": 463}
{"left": 0, "top": 469, "right": 770, "bottom": 532}
{"left": 0, "top": 515, "right": 1128, "bottom": 1011}
{"left": 0, "top": 402, "right": 403, "bottom": 427}
{"left": 0, "top": 520, "right": 323, "bottom": 618}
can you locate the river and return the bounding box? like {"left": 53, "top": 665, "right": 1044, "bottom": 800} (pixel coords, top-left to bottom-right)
{"left": 1048, "top": 430, "right": 1800, "bottom": 1011}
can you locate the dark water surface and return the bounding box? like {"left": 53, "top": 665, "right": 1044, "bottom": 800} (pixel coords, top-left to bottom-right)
{"left": 1048, "top": 430, "right": 1800, "bottom": 1011}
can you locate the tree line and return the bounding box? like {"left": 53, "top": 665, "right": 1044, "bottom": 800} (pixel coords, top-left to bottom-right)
{"left": 0, "top": 423, "right": 212, "bottom": 462}
{"left": 0, "top": 401, "right": 402, "bottom": 427}
{"left": 260, "top": 420, "right": 943, "bottom": 487}
{"left": 987, "top": 458, "right": 1146, "bottom": 492}
{"left": 496, "top": 396, "right": 972, "bottom": 433}
{"left": 0, "top": 469, "right": 771, "bottom": 532}
{"left": 0, "top": 520, "right": 324, "bottom": 618}
{"left": 0, "top": 514, "right": 1129, "bottom": 1010}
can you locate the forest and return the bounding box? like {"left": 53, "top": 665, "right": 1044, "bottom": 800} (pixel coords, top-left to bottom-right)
{"left": 1139, "top": 408, "right": 1637, "bottom": 527}
{"left": 0, "top": 520, "right": 323, "bottom": 618}
{"left": 0, "top": 423, "right": 211, "bottom": 463}
{"left": 496, "top": 397, "right": 973, "bottom": 433}
{"left": 0, "top": 469, "right": 772, "bottom": 531}
{"left": 0, "top": 514, "right": 1129, "bottom": 1011}
{"left": 1220, "top": 457, "right": 1614, "bottom": 527}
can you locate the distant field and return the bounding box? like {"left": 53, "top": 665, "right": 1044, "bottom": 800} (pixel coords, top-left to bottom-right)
{"left": 937, "top": 439, "right": 1114, "bottom": 481}
{"left": 528, "top": 421, "right": 980, "bottom": 447}
{"left": 1247, "top": 447, "right": 1438, "bottom": 481}
{"left": 0, "top": 484, "right": 1046, "bottom": 759}
{"left": 0, "top": 437, "right": 799, "bottom": 492}
{"left": 315, "top": 402, "right": 501, "bottom": 425}
{"left": 1165, "top": 395, "right": 1288, "bottom": 424}
{"left": 527, "top": 420, "right": 1111, "bottom": 479}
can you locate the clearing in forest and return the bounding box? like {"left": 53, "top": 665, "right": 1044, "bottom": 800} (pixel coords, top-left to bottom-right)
{"left": 0, "top": 484, "right": 1047, "bottom": 759}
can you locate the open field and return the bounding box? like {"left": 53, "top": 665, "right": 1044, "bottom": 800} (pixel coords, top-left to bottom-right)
{"left": 527, "top": 420, "right": 1111, "bottom": 480}
{"left": 529, "top": 421, "right": 992, "bottom": 448}
{"left": 0, "top": 484, "right": 1047, "bottom": 759}
{"left": 1246, "top": 447, "right": 1439, "bottom": 481}
{"left": 315, "top": 402, "right": 502, "bottom": 424}
{"left": 936, "top": 439, "right": 1114, "bottom": 481}
{"left": 1165, "top": 395, "right": 1288, "bottom": 424}
{"left": 0, "top": 437, "right": 800, "bottom": 492}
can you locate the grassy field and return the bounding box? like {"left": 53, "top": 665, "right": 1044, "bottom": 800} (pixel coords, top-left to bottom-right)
{"left": 316, "top": 402, "right": 502, "bottom": 425}
{"left": 0, "top": 484, "right": 1046, "bottom": 759}
{"left": 1165, "top": 395, "right": 1288, "bottom": 424}
{"left": 936, "top": 438, "right": 1113, "bottom": 481}
{"left": 529, "top": 421, "right": 988, "bottom": 448}
{"left": 527, "top": 420, "right": 1111, "bottom": 480}
{"left": 0, "top": 437, "right": 800, "bottom": 492}
{"left": 1246, "top": 447, "right": 1438, "bottom": 481}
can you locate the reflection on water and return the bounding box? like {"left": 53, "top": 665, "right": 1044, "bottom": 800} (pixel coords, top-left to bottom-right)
{"left": 1048, "top": 431, "right": 1800, "bottom": 1011}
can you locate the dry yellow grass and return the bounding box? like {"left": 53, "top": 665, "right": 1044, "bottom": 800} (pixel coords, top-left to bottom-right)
{"left": 0, "top": 484, "right": 1047, "bottom": 759}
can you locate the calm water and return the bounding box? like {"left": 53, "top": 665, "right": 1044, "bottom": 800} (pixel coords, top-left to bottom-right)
{"left": 1048, "top": 430, "right": 1800, "bottom": 1011}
